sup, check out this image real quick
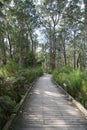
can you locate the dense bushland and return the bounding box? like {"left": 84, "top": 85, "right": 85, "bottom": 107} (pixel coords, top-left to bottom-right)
{"left": 0, "top": 65, "right": 43, "bottom": 130}
{"left": 53, "top": 67, "right": 87, "bottom": 109}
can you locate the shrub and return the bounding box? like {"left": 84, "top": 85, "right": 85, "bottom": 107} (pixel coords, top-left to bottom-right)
{"left": 81, "top": 80, "right": 87, "bottom": 107}
{"left": 0, "top": 96, "right": 16, "bottom": 129}
{"left": 36, "top": 67, "right": 43, "bottom": 77}
{"left": 0, "top": 66, "right": 43, "bottom": 129}
{"left": 5, "top": 60, "right": 20, "bottom": 74}
{"left": 66, "top": 69, "right": 82, "bottom": 98}
{"left": 53, "top": 67, "right": 87, "bottom": 108}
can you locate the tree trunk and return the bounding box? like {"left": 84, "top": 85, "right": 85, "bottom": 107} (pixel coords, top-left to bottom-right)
{"left": 29, "top": 32, "right": 34, "bottom": 66}
{"left": 62, "top": 37, "right": 67, "bottom": 66}
{"left": 64, "top": 50, "right": 67, "bottom": 66}
{"left": 51, "top": 50, "right": 56, "bottom": 69}
{"left": 77, "top": 53, "right": 80, "bottom": 68}
{"left": 26, "top": 33, "right": 30, "bottom": 52}
{"left": 19, "top": 30, "right": 23, "bottom": 66}
{"left": 6, "top": 19, "right": 13, "bottom": 59}
{"left": 57, "top": 42, "right": 63, "bottom": 68}
{"left": 49, "top": 36, "right": 53, "bottom": 69}
{"left": 73, "top": 31, "right": 76, "bottom": 69}
{"left": 49, "top": 35, "right": 56, "bottom": 70}
{"left": 84, "top": 0, "right": 87, "bottom": 70}
{"left": 52, "top": 34, "right": 56, "bottom": 69}
{"left": 1, "top": 37, "right": 7, "bottom": 65}
{"left": 8, "top": 34, "right": 13, "bottom": 58}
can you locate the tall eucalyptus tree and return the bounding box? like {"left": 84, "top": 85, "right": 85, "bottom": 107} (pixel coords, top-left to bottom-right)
{"left": 38, "top": 0, "right": 68, "bottom": 69}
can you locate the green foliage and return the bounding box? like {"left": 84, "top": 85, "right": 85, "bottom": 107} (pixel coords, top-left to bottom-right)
{"left": 23, "top": 52, "right": 37, "bottom": 67}
{"left": 46, "top": 69, "right": 53, "bottom": 74}
{"left": 53, "top": 67, "right": 87, "bottom": 108}
{"left": 0, "top": 96, "right": 16, "bottom": 112}
{"left": 58, "top": 67, "right": 73, "bottom": 74}
{"left": 53, "top": 67, "right": 73, "bottom": 87}
{"left": 0, "top": 96, "right": 16, "bottom": 129}
{"left": 66, "top": 70, "right": 82, "bottom": 98}
{"left": 5, "top": 60, "right": 20, "bottom": 74}
{"left": 36, "top": 67, "right": 43, "bottom": 77}
{"left": 0, "top": 66, "right": 43, "bottom": 129}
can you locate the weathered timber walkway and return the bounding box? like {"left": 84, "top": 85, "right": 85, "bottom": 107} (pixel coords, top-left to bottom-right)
{"left": 10, "top": 74, "right": 87, "bottom": 130}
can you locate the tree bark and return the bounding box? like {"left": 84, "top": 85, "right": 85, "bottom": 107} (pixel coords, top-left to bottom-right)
{"left": 19, "top": 29, "right": 23, "bottom": 66}
{"left": 8, "top": 34, "right": 13, "bottom": 58}
{"left": 73, "top": 31, "right": 76, "bottom": 69}
{"left": 52, "top": 34, "right": 56, "bottom": 69}
{"left": 1, "top": 37, "right": 7, "bottom": 65}
{"left": 29, "top": 31, "right": 34, "bottom": 66}
{"left": 84, "top": 0, "right": 87, "bottom": 70}
{"left": 6, "top": 19, "right": 13, "bottom": 59}
{"left": 49, "top": 34, "right": 56, "bottom": 70}
{"left": 62, "top": 35, "right": 67, "bottom": 66}
{"left": 77, "top": 53, "right": 80, "bottom": 68}
{"left": 49, "top": 35, "right": 53, "bottom": 69}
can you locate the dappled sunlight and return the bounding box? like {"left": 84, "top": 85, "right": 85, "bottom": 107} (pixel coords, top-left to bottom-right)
{"left": 22, "top": 112, "right": 43, "bottom": 121}
{"left": 44, "top": 91, "right": 64, "bottom": 97}
{"left": 44, "top": 119, "right": 66, "bottom": 125}
{"left": 65, "top": 109, "right": 80, "bottom": 116}
{"left": 9, "top": 74, "right": 87, "bottom": 130}
{"left": 42, "top": 77, "right": 50, "bottom": 80}
{"left": 33, "top": 90, "right": 40, "bottom": 95}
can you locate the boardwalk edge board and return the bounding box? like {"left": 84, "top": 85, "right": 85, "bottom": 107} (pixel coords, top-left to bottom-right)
{"left": 53, "top": 80, "right": 87, "bottom": 119}
{"left": 2, "top": 79, "right": 37, "bottom": 130}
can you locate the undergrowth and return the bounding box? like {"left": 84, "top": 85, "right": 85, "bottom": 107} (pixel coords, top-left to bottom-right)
{"left": 53, "top": 67, "right": 87, "bottom": 109}
{"left": 0, "top": 64, "right": 43, "bottom": 130}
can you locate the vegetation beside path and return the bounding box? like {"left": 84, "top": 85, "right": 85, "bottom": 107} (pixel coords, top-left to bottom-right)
{"left": 0, "top": 63, "right": 43, "bottom": 130}
{"left": 53, "top": 67, "right": 87, "bottom": 109}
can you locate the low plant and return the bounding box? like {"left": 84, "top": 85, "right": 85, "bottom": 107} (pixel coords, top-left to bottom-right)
{"left": 0, "top": 96, "right": 16, "bottom": 129}
{"left": 0, "top": 66, "right": 43, "bottom": 129}
{"left": 53, "top": 67, "right": 87, "bottom": 108}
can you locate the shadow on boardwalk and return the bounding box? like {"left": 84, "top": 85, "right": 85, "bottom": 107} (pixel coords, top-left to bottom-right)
{"left": 9, "top": 74, "right": 87, "bottom": 130}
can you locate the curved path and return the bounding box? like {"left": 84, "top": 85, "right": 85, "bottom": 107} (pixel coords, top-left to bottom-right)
{"left": 10, "top": 74, "right": 87, "bottom": 130}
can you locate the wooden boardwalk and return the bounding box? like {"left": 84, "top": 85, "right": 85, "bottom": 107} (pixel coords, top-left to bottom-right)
{"left": 9, "top": 74, "right": 87, "bottom": 130}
